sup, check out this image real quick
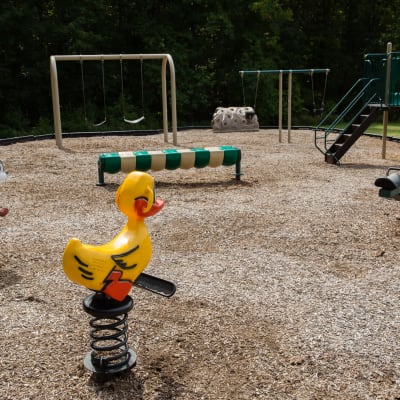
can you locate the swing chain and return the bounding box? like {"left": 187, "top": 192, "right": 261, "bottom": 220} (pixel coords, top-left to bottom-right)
{"left": 80, "top": 56, "right": 107, "bottom": 126}
{"left": 311, "top": 69, "right": 329, "bottom": 116}
{"left": 240, "top": 71, "right": 246, "bottom": 106}
{"left": 120, "top": 56, "right": 145, "bottom": 124}
{"left": 94, "top": 57, "right": 107, "bottom": 126}
{"left": 254, "top": 70, "right": 260, "bottom": 111}
{"left": 80, "top": 56, "right": 88, "bottom": 123}
{"left": 241, "top": 70, "right": 260, "bottom": 111}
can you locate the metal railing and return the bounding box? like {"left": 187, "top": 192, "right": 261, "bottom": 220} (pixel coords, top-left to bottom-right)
{"left": 314, "top": 78, "right": 381, "bottom": 154}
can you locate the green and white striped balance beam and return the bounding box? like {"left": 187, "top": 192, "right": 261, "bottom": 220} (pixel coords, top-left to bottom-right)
{"left": 97, "top": 146, "right": 242, "bottom": 185}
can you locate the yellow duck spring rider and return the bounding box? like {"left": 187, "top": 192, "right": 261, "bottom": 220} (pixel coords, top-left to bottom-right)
{"left": 63, "top": 171, "right": 172, "bottom": 301}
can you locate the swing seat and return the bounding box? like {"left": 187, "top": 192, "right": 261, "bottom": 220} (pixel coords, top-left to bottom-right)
{"left": 93, "top": 118, "right": 107, "bottom": 127}
{"left": 313, "top": 107, "right": 324, "bottom": 117}
{"left": 120, "top": 58, "right": 145, "bottom": 125}
{"left": 212, "top": 107, "right": 259, "bottom": 132}
{"left": 124, "top": 116, "right": 145, "bottom": 124}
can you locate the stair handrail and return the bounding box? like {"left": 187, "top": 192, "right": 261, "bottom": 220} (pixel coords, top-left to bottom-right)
{"left": 314, "top": 78, "right": 371, "bottom": 132}
{"left": 339, "top": 92, "right": 380, "bottom": 134}
{"left": 314, "top": 78, "right": 381, "bottom": 153}
{"left": 325, "top": 79, "right": 380, "bottom": 134}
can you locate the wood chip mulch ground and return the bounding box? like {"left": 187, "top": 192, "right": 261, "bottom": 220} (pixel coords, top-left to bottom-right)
{"left": 1, "top": 128, "right": 400, "bottom": 399}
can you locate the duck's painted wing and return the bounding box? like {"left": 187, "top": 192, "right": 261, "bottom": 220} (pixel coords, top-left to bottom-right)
{"left": 111, "top": 246, "right": 176, "bottom": 297}
{"left": 63, "top": 238, "right": 113, "bottom": 292}
{"left": 111, "top": 245, "right": 140, "bottom": 270}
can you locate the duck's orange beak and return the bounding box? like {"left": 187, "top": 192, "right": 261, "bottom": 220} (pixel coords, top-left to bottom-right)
{"left": 135, "top": 197, "right": 164, "bottom": 218}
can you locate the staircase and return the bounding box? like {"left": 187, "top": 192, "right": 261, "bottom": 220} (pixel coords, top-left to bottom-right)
{"left": 324, "top": 104, "right": 382, "bottom": 164}
{"left": 314, "top": 78, "right": 383, "bottom": 164}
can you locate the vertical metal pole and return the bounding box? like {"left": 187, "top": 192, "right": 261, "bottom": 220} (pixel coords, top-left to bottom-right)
{"left": 161, "top": 58, "right": 169, "bottom": 144}
{"left": 382, "top": 42, "right": 392, "bottom": 159}
{"left": 166, "top": 54, "right": 178, "bottom": 146}
{"left": 287, "top": 70, "right": 292, "bottom": 143}
{"left": 278, "top": 72, "right": 283, "bottom": 143}
{"left": 50, "top": 56, "right": 63, "bottom": 149}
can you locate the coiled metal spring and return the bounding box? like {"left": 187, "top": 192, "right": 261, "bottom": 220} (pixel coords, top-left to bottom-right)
{"left": 89, "top": 313, "right": 130, "bottom": 370}
{"left": 83, "top": 293, "right": 136, "bottom": 379}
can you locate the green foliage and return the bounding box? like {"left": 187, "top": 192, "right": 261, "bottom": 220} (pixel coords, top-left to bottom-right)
{"left": 31, "top": 116, "right": 53, "bottom": 136}
{"left": 2, "top": 0, "right": 400, "bottom": 137}
{"left": 0, "top": 109, "right": 31, "bottom": 138}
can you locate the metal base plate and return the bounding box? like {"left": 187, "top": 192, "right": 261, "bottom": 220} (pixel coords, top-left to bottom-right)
{"left": 84, "top": 349, "right": 136, "bottom": 381}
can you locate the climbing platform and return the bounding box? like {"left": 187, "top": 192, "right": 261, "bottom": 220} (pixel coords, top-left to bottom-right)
{"left": 315, "top": 49, "right": 400, "bottom": 164}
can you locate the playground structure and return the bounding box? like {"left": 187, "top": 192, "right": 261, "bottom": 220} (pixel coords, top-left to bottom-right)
{"left": 314, "top": 42, "right": 400, "bottom": 164}
{"left": 97, "top": 146, "right": 242, "bottom": 185}
{"left": 50, "top": 54, "right": 178, "bottom": 149}
{"left": 239, "top": 68, "right": 330, "bottom": 143}
{"left": 63, "top": 171, "right": 175, "bottom": 380}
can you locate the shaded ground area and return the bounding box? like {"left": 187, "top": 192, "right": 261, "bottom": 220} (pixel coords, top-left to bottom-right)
{"left": 1, "top": 129, "right": 400, "bottom": 399}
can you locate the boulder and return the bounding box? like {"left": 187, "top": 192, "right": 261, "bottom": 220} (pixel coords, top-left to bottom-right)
{"left": 212, "top": 106, "right": 259, "bottom": 132}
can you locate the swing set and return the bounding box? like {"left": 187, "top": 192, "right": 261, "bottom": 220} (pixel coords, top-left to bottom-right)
{"left": 239, "top": 68, "right": 330, "bottom": 142}
{"left": 80, "top": 56, "right": 146, "bottom": 126}
{"left": 80, "top": 56, "right": 144, "bottom": 126}
{"left": 50, "top": 54, "right": 178, "bottom": 149}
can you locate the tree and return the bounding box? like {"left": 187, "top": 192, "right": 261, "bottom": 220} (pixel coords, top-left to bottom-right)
{"left": 2, "top": 0, "right": 400, "bottom": 137}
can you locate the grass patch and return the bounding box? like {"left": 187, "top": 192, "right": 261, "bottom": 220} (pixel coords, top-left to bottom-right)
{"left": 366, "top": 121, "right": 400, "bottom": 138}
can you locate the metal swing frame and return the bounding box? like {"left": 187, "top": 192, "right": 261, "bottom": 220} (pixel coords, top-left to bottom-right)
{"left": 50, "top": 53, "right": 178, "bottom": 149}
{"left": 239, "top": 68, "right": 330, "bottom": 142}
